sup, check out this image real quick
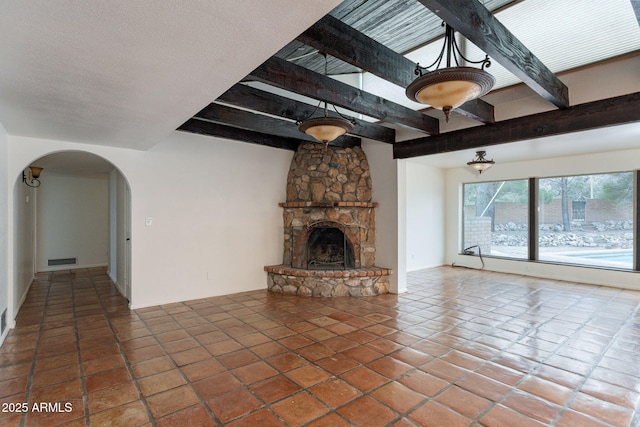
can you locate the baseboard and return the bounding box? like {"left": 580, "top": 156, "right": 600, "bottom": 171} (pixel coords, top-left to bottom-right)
{"left": 108, "top": 269, "right": 117, "bottom": 286}
{"left": 3, "top": 276, "right": 36, "bottom": 350}
{"left": 15, "top": 277, "right": 33, "bottom": 316}
{"left": 38, "top": 262, "right": 108, "bottom": 273}
{"left": 113, "top": 281, "right": 125, "bottom": 298}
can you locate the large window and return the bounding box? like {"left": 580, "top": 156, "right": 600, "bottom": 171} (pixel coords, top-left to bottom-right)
{"left": 462, "top": 171, "right": 637, "bottom": 271}
{"left": 463, "top": 180, "right": 529, "bottom": 259}
{"left": 538, "top": 172, "right": 634, "bottom": 269}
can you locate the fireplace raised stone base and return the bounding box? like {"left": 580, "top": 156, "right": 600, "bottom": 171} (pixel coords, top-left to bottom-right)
{"left": 265, "top": 265, "right": 391, "bottom": 297}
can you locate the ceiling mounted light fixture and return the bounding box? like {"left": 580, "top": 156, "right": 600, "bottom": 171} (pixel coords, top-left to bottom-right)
{"left": 406, "top": 23, "right": 495, "bottom": 122}
{"left": 23, "top": 166, "right": 43, "bottom": 187}
{"left": 467, "top": 151, "right": 495, "bottom": 174}
{"left": 297, "top": 53, "right": 355, "bottom": 144}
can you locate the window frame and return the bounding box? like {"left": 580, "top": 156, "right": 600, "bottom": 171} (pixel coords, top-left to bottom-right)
{"left": 461, "top": 178, "right": 530, "bottom": 261}
{"left": 460, "top": 170, "right": 638, "bottom": 272}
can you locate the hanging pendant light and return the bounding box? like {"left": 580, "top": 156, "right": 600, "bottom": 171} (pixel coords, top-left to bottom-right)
{"left": 406, "top": 23, "right": 495, "bottom": 122}
{"left": 297, "top": 104, "right": 355, "bottom": 143}
{"left": 467, "top": 151, "right": 495, "bottom": 174}
{"left": 297, "top": 53, "right": 355, "bottom": 143}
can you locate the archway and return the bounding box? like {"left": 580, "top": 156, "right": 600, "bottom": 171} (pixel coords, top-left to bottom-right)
{"left": 11, "top": 151, "right": 132, "bottom": 322}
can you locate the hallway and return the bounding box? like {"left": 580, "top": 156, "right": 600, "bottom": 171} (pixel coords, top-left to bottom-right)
{"left": 0, "top": 267, "right": 639, "bottom": 426}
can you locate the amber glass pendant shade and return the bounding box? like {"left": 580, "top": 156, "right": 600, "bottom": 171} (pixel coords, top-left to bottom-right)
{"left": 406, "top": 67, "right": 495, "bottom": 121}
{"left": 298, "top": 117, "right": 355, "bottom": 143}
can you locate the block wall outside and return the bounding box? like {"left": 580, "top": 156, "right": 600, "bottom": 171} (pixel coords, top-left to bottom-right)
{"left": 463, "top": 217, "right": 492, "bottom": 253}
{"left": 468, "top": 200, "right": 631, "bottom": 226}
{"left": 585, "top": 199, "right": 633, "bottom": 222}
{"left": 494, "top": 202, "right": 528, "bottom": 225}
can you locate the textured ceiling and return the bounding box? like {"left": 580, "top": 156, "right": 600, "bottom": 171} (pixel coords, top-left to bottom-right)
{"left": 0, "top": 0, "right": 342, "bottom": 150}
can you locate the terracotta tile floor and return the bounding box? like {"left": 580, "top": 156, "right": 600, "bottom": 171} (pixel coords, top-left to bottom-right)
{"left": 1, "top": 267, "right": 640, "bottom": 426}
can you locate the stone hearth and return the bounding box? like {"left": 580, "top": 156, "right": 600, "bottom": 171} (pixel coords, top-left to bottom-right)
{"left": 265, "top": 143, "right": 391, "bottom": 297}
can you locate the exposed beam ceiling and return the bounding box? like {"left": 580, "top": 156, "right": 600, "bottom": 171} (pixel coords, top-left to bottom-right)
{"left": 247, "top": 56, "right": 440, "bottom": 135}
{"left": 297, "top": 15, "right": 495, "bottom": 123}
{"left": 415, "top": 0, "right": 570, "bottom": 109}
{"left": 176, "top": 0, "right": 638, "bottom": 160}
{"left": 217, "top": 84, "right": 395, "bottom": 143}
{"left": 178, "top": 120, "right": 303, "bottom": 151}
{"left": 1, "top": 0, "right": 637, "bottom": 164}
{"left": 394, "top": 92, "right": 640, "bottom": 158}
{"left": 177, "top": 0, "right": 571, "bottom": 150}
{"left": 188, "top": 102, "right": 361, "bottom": 147}
{"left": 298, "top": 15, "right": 414, "bottom": 88}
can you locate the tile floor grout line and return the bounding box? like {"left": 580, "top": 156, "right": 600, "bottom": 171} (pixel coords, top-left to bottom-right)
{"left": 468, "top": 283, "right": 627, "bottom": 427}
{"left": 213, "top": 301, "right": 345, "bottom": 426}
{"left": 91, "top": 275, "right": 158, "bottom": 427}
{"left": 485, "top": 284, "right": 618, "bottom": 426}
{"left": 321, "top": 283, "right": 503, "bottom": 424}
{"left": 403, "top": 278, "right": 610, "bottom": 426}
{"left": 190, "top": 296, "right": 413, "bottom": 425}
{"left": 190, "top": 300, "right": 343, "bottom": 426}
{"left": 157, "top": 304, "right": 229, "bottom": 425}
{"left": 390, "top": 279, "right": 550, "bottom": 423}
{"left": 74, "top": 275, "right": 91, "bottom": 426}
{"left": 548, "top": 288, "right": 640, "bottom": 427}
{"left": 548, "top": 286, "right": 635, "bottom": 426}
{"left": 18, "top": 274, "right": 52, "bottom": 427}
{"left": 195, "top": 304, "right": 286, "bottom": 426}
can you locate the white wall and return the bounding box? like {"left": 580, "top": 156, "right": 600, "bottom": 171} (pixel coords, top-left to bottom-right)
{"left": 445, "top": 146, "right": 640, "bottom": 290}
{"left": 8, "top": 131, "right": 292, "bottom": 309}
{"left": 0, "top": 122, "right": 8, "bottom": 344}
{"left": 107, "top": 168, "right": 130, "bottom": 299}
{"left": 36, "top": 173, "right": 109, "bottom": 271}
{"left": 364, "top": 140, "right": 405, "bottom": 293}
{"left": 12, "top": 171, "right": 36, "bottom": 318}
{"left": 108, "top": 170, "right": 118, "bottom": 282}
{"left": 406, "top": 160, "right": 445, "bottom": 271}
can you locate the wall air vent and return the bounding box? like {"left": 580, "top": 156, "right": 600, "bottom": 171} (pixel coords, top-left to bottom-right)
{"left": 48, "top": 257, "right": 77, "bottom": 266}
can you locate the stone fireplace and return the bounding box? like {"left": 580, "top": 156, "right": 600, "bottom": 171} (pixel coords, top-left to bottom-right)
{"left": 265, "top": 143, "right": 391, "bottom": 297}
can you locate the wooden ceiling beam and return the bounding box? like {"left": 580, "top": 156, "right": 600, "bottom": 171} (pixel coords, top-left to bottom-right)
{"left": 217, "top": 84, "right": 395, "bottom": 143}
{"left": 298, "top": 15, "right": 413, "bottom": 89}
{"left": 453, "top": 98, "right": 495, "bottom": 123}
{"left": 394, "top": 92, "right": 640, "bottom": 159}
{"left": 297, "top": 15, "right": 495, "bottom": 124}
{"left": 178, "top": 119, "right": 301, "bottom": 151}
{"left": 247, "top": 56, "right": 440, "bottom": 135}
{"left": 192, "top": 103, "right": 361, "bottom": 147}
{"left": 416, "top": 0, "right": 570, "bottom": 109}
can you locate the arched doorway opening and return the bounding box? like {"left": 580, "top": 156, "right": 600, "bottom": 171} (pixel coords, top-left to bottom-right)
{"left": 11, "top": 151, "right": 132, "bottom": 322}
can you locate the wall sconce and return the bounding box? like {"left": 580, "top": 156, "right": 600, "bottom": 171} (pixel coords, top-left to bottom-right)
{"left": 467, "top": 151, "right": 494, "bottom": 174}
{"left": 23, "top": 166, "right": 43, "bottom": 188}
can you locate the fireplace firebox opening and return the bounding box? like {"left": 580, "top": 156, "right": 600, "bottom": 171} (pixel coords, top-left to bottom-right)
{"left": 307, "top": 226, "right": 355, "bottom": 270}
